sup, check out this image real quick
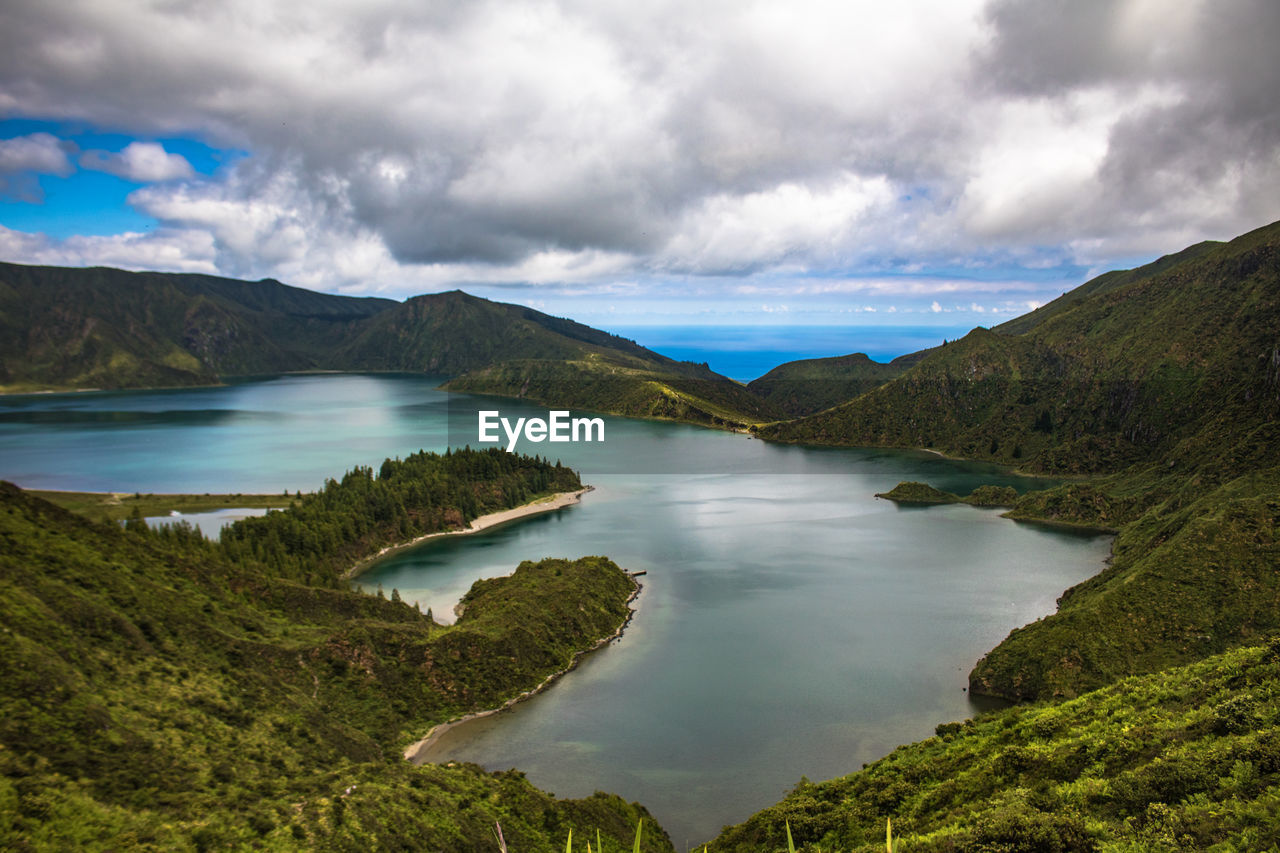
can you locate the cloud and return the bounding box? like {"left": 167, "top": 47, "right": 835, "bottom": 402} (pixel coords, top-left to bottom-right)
{"left": 79, "top": 141, "right": 195, "bottom": 182}
{"left": 975, "top": 0, "right": 1280, "bottom": 257}
{"left": 0, "top": 132, "right": 77, "bottom": 201}
{"left": 0, "top": 0, "right": 1276, "bottom": 298}
{"left": 0, "top": 223, "right": 217, "bottom": 273}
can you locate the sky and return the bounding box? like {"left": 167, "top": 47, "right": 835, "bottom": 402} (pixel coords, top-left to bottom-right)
{"left": 1, "top": 0, "right": 1278, "bottom": 330}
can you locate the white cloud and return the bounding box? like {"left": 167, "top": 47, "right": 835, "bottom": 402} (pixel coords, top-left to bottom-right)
{"left": 0, "top": 0, "right": 1275, "bottom": 301}
{"left": 0, "top": 132, "right": 75, "bottom": 176}
{"left": 661, "top": 173, "right": 895, "bottom": 274}
{"left": 0, "top": 132, "right": 77, "bottom": 201}
{"left": 80, "top": 141, "right": 194, "bottom": 182}
{"left": 0, "top": 223, "right": 217, "bottom": 273}
{"left": 930, "top": 300, "right": 943, "bottom": 313}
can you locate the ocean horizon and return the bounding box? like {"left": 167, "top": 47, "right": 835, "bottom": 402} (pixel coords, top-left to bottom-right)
{"left": 608, "top": 323, "right": 980, "bottom": 381}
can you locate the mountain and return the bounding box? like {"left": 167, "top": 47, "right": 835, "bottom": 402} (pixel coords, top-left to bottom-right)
{"left": 759, "top": 220, "right": 1280, "bottom": 478}
{"left": 352, "top": 290, "right": 784, "bottom": 426}
{"left": 0, "top": 263, "right": 397, "bottom": 391}
{"left": 0, "top": 262, "right": 778, "bottom": 426}
{"left": 705, "top": 220, "right": 1280, "bottom": 849}
{"left": 745, "top": 350, "right": 925, "bottom": 417}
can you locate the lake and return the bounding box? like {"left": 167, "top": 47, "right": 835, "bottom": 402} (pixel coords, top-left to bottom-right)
{"left": 0, "top": 373, "right": 1111, "bottom": 845}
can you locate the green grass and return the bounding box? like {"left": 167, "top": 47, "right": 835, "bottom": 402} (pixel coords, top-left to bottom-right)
{"left": 445, "top": 357, "right": 782, "bottom": 428}
{"left": 28, "top": 489, "right": 300, "bottom": 523}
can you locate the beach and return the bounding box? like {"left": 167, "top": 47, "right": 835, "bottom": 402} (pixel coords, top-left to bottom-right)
{"left": 343, "top": 485, "right": 594, "bottom": 580}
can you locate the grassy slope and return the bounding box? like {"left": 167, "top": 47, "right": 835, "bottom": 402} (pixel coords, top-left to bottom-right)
{"left": 0, "top": 483, "right": 671, "bottom": 851}
{"left": 759, "top": 221, "right": 1280, "bottom": 476}
{"left": 712, "top": 639, "right": 1280, "bottom": 852}
{"left": 971, "top": 467, "right": 1280, "bottom": 702}
{"left": 337, "top": 290, "right": 707, "bottom": 377}
{"left": 445, "top": 357, "right": 784, "bottom": 428}
{"left": 746, "top": 351, "right": 921, "bottom": 417}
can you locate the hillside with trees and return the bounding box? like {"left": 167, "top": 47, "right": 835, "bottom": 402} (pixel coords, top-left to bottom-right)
{"left": 0, "top": 457, "right": 671, "bottom": 851}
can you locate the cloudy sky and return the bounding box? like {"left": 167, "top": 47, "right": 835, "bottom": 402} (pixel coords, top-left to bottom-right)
{"left": 1, "top": 0, "right": 1277, "bottom": 328}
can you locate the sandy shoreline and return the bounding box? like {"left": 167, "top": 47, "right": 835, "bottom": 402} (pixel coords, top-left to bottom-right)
{"left": 402, "top": 573, "right": 642, "bottom": 764}
{"left": 342, "top": 485, "right": 593, "bottom": 580}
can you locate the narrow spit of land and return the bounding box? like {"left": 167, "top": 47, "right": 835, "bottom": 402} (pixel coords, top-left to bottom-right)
{"left": 343, "top": 486, "right": 593, "bottom": 580}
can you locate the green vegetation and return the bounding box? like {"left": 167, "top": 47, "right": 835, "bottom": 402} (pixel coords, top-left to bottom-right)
{"left": 712, "top": 638, "right": 1280, "bottom": 852}
{"left": 445, "top": 358, "right": 782, "bottom": 429}
{"left": 0, "top": 471, "right": 672, "bottom": 851}
{"left": 0, "top": 264, "right": 775, "bottom": 427}
{"left": 875, "top": 482, "right": 1019, "bottom": 507}
{"left": 0, "top": 262, "right": 395, "bottom": 392}
{"left": 29, "top": 489, "right": 299, "bottom": 523}
{"left": 972, "top": 469, "right": 1280, "bottom": 702}
{"left": 220, "top": 447, "right": 581, "bottom": 584}
{"left": 747, "top": 351, "right": 923, "bottom": 417}
{"left": 337, "top": 289, "right": 703, "bottom": 380}
{"left": 875, "top": 482, "right": 961, "bottom": 505}
{"left": 760, "top": 221, "right": 1280, "bottom": 480}
{"left": 965, "top": 485, "right": 1020, "bottom": 507}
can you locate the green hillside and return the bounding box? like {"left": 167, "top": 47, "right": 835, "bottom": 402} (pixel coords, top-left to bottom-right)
{"left": 445, "top": 357, "right": 783, "bottom": 428}
{"left": 0, "top": 464, "right": 672, "bottom": 851}
{"left": 335, "top": 289, "right": 706, "bottom": 377}
{"left": 994, "top": 240, "right": 1223, "bottom": 336}
{"left": 0, "top": 263, "right": 396, "bottom": 392}
{"left": 759, "top": 221, "right": 1280, "bottom": 477}
{"left": 712, "top": 638, "right": 1280, "bottom": 852}
{"left": 746, "top": 351, "right": 920, "bottom": 417}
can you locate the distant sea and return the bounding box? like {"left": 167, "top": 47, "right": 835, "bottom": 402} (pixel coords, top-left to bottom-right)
{"left": 609, "top": 324, "right": 978, "bottom": 381}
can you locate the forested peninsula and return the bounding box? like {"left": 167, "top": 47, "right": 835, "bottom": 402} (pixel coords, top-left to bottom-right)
{"left": 0, "top": 451, "right": 672, "bottom": 851}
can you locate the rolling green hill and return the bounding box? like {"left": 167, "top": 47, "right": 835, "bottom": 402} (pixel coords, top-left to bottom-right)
{"left": 0, "top": 461, "right": 673, "bottom": 851}
{"left": 335, "top": 289, "right": 702, "bottom": 377}
{"left": 0, "top": 263, "right": 396, "bottom": 392}
{"left": 745, "top": 350, "right": 923, "bottom": 417}
{"left": 759, "top": 221, "right": 1280, "bottom": 478}
{"left": 445, "top": 357, "right": 783, "bottom": 428}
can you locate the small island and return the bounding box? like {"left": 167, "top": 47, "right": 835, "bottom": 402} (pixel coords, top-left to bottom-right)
{"left": 875, "top": 481, "right": 1019, "bottom": 507}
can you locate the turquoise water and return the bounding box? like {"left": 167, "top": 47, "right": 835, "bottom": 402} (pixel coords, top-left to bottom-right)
{"left": 0, "top": 374, "right": 1111, "bottom": 845}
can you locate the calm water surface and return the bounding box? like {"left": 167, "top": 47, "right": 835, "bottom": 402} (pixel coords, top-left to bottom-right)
{"left": 0, "top": 374, "right": 1111, "bottom": 845}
